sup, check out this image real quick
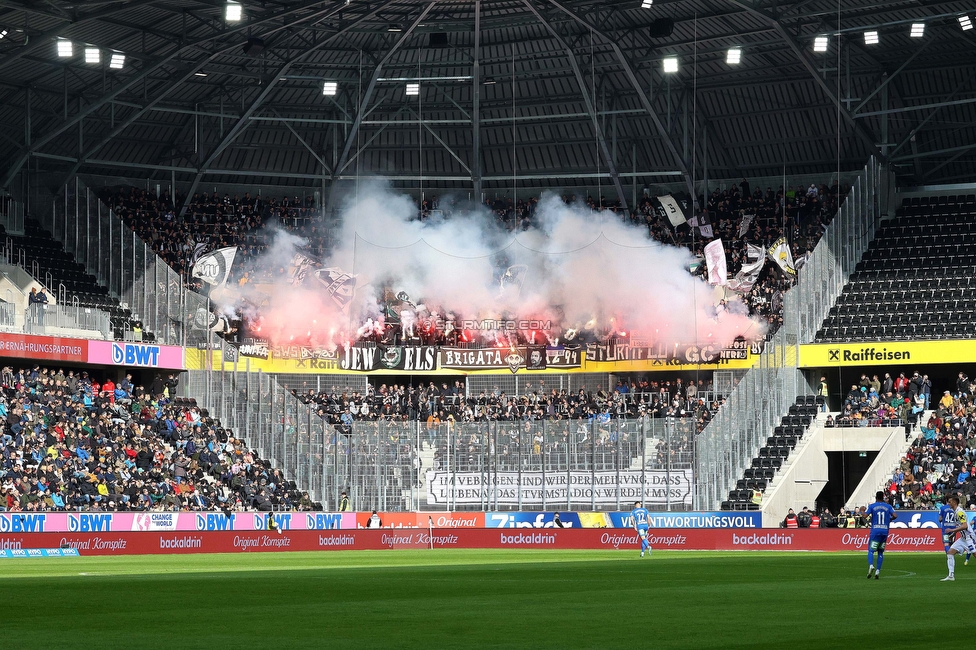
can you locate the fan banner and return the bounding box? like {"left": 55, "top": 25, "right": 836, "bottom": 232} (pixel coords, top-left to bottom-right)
{"left": 738, "top": 213, "right": 755, "bottom": 237}
{"left": 424, "top": 469, "right": 693, "bottom": 508}
{"left": 656, "top": 194, "right": 686, "bottom": 227}
{"left": 315, "top": 267, "right": 358, "bottom": 310}
{"left": 191, "top": 247, "right": 237, "bottom": 286}
{"left": 727, "top": 243, "right": 766, "bottom": 294}
{"left": 438, "top": 346, "right": 582, "bottom": 372}
{"left": 704, "top": 239, "right": 727, "bottom": 285}
{"left": 767, "top": 237, "right": 796, "bottom": 276}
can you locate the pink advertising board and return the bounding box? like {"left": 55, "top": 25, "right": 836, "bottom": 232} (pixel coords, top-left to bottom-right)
{"left": 87, "top": 341, "right": 185, "bottom": 369}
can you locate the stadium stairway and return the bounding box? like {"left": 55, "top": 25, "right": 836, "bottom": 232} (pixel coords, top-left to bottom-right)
{"left": 721, "top": 396, "right": 823, "bottom": 511}
{"left": 2, "top": 219, "right": 140, "bottom": 339}
{"left": 843, "top": 416, "right": 920, "bottom": 511}
{"left": 757, "top": 416, "right": 916, "bottom": 525}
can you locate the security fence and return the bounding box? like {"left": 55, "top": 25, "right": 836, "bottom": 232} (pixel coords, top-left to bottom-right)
{"left": 187, "top": 364, "right": 696, "bottom": 512}
{"left": 47, "top": 179, "right": 195, "bottom": 345}
{"left": 693, "top": 157, "right": 889, "bottom": 509}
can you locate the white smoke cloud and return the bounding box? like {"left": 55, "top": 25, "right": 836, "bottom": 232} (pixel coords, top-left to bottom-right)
{"left": 224, "top": 180, "right": 766, "bottom": 348}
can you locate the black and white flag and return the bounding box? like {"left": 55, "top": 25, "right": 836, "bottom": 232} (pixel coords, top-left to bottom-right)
{"left": 656, "top": 194, "right": 686, "bottom": 227}
{"left": 191, "top": 247, "right": 237, "bottom": 287}
{"left": 315, "top": 267, "right": 358, "bottom": 310}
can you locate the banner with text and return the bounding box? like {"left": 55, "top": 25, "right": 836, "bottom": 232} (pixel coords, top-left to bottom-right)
{"left": 799, "top": 339, "right": 976, "bottom": 368}
{"left": 0, "top": 528, "right": 944, "bottom": 556}
{"left": 424, "top": 469, "right": 692, "bottom": 508}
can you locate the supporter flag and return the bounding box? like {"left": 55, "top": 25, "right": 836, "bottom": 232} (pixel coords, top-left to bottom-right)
{"left": 315, "top": 267, "right": 358, "bottom": 310}
{"left": 189, "top": 240, "right": 208, "bottom": 265}
{"left": 767, "top": 237, "right": 797, "bottom": 277}
{"left": 727, "top": 244, "right": 765, "bottom": 294}
{"left": 209, "top": 312, "right": 234, "bottom": 333}
{"left": 697, "top": 211, "right": 713, "bottom": 238}
{"left": 656, "top": 194, "right": 686, "bottom": 227}
{"left": 499, "top": 264, "right": 528, "bottom": 295}
{"left": 703, "top": 239, "right": 727, "bottom": 286}
{"left": 738, "top": 213, "right": 755, "bottom": 238}
{"left": 288, "top": 253, "right": 317, "bottom": 285}
{"left": 191, "top": 247, "right": 237, "bottom": 287}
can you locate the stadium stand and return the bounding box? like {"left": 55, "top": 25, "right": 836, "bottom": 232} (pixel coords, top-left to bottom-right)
{"left": 295, "top": 379, "right": 722, "bottom": 429}
{"left": 721, "top": 395, "right": 821, "bottom": 510}
{"left": 101, "top": 179, "right": 843, "bottom": 346}
{"left": 817, "top": 194, "right": 976, "bottom": 342}
{"left": 2, "top": 219, "right": 138, "bottom": 339}
{"left": 0, "top": 364, "right": 316, "bottom": 513}
{"left": 882, "top": 372, "right": 976, "bottom": 509}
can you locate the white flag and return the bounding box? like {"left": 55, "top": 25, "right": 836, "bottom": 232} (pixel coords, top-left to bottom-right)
{"left": 738, "top": 213, "right": 755, "bottom": 238}
{"left": 657, "top": 195, "right": 686, "bottom": 227}
{"left": 704, "top": 239, "right": 727, "bottom": 286}
{"left": 727, "top": 244, "right": 765, "bottom": 294}
{"left": 288, "top": 253, "right": 317, "bottom": 285}
{"left": 767, "top": 237, "right": 796, "bottom": 277}
{"left": 191, "top": 247, "right": 237, "bottom": 286}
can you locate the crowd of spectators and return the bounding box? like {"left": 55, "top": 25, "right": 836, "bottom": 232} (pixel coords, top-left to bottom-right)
{"left": 294, "top": 376, "right": 722, "bottom": 436}
{"left": 103, "top": 187, "right": 327, "bottom": 285}
{"left": 102, "top": 178, "right": 843, "bottom": 346}
{"left": 0, "top": 364, "right": 315, "bottom": 513}
{"left": 885, "top": 371, "right": 976, "bottom": 510}
{"left": 825, "top": 371, "right": 930, "bottom": 430}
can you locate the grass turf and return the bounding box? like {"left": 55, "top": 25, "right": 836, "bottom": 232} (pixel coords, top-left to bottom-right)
{"left": 0, "top": 550, "right": 965, "bottom": 649}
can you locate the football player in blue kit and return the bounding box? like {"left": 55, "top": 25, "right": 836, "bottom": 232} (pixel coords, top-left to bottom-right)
{"left": 631, "top": 501, "right": 650, "bottom": 558}
{"left": 864, "top": 491, "right": 896, "bottom": 579}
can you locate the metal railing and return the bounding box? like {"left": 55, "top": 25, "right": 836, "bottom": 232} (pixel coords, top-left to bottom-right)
{"left": 694, "top": 157, "right": 890, "bottom": 510}
{"left": 0, "top": 300, "right": 16, "bottom": 327}
{"left": 25, "top": 303, "right": 112, "bottom": 339}
{"left": 0, "top": 197, "right": 25, "bottom": 235}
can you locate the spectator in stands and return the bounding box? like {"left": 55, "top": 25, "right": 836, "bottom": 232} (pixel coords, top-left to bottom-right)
{"left": 28, "top": 287, "right": 47, "bottom": 326}
{"left": 957, "top": 372, "right": 970, "bottom": 398}
{"left": 882, "top": 373, "right": 893, "bottom": 395}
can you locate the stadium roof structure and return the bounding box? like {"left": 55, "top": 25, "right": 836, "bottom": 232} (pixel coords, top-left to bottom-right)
{"left": 0, "top": 0, "right": 975, "bottom": 208}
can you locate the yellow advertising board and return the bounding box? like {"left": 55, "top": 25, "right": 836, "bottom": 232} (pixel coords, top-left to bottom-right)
{"left": 186, "top": 346, "right": 759, "bottom": 375}
{"left": 799, "top": 339, "right": 976, "bottom": 367}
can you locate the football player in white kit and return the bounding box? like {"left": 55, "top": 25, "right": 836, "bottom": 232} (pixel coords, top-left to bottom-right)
{"left": 940, "top": 494, "right": 976, "bottom": 581}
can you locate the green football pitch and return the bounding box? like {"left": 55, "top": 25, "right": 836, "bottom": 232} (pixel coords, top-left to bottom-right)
{"left": 0, "top": 550, "right": 966, "bottom": 649}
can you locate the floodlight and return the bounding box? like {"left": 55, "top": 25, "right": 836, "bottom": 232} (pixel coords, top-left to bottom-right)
{"left": 662, "top": 56, "right": 678, "bottom": 74}
{"left": 57, "top": 39, "right": 72, "bottom": 57}
{"left": 910, "top": 23, "right": 925, "bottom": 38}
{"left": 109, "top": 53, "right": 125, "bottom": 69}
{"left": 864, "top": 30, "right": 878, "bottom": 45}
{"left": 85, "top": 47, "right": 100, "bottom": 64}
{"left": 813, "top": 35, "right": 828, "bottom": 52}
{"left": 641, "top": 0, "right": 653, "bottom": 8}
{"left": 225, "top": 1, "right": 242, "bottom": 22}
{"left": 726, "top": 48, "right": 741, "bottom": 65}
{"left": 322, "top": 81, "right": 337, "bottom": 96}
{"left": 960, "top": 15, "right": 973, "bottom": 31}
{"left": 406, "top": 82, "right": 420, "bottom": 96}
{"left": 0, "top": 30, "right": 8, "bottom": 40}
